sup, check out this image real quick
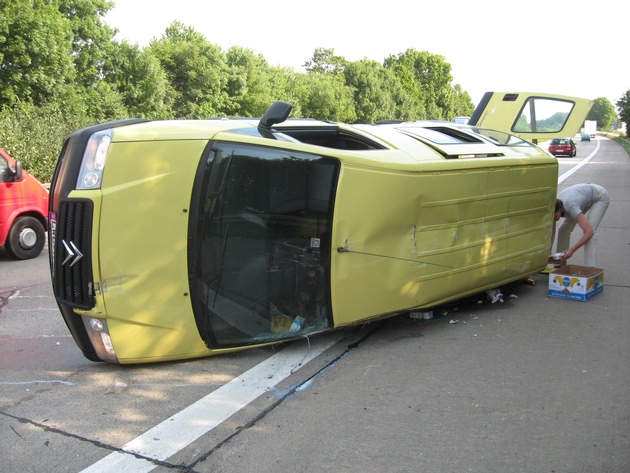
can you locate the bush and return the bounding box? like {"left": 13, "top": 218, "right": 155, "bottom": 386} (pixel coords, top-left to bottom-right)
{"left": 0, "top": 103, "right": 93, "bottom": 182}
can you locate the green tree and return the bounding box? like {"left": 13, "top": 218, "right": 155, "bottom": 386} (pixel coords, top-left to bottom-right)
{"left": 0, "top": 0, "right": 75, "bottom": 107}
{"left": 304, "top": 47, "right": 347, "bottom": 75}
{"left": 149, "top": 21, "right": 230, "bottom": 118}
{"left": 224, "top": 46, "right": 282, "bottom": 117}
{"left": 383, "top": 51, "right": 425, "bottom": 120}
{"left": 343, "top": 59, "right": 419, "bottom": 123}
{"left": 451, "top": 84, "right": 475, "bottom": 119}
{"left": 104, "top": 41, "right": 173, "bottom": 119}
{"left": 297, "top": 73, "right": 357, "bottom": 123}
{"left": 384, "top": 49, "right": 462, "bottom": 120}
{"left": 587, "top": 97, "right": 617, "bottom": 131}
{"left": 57, "top": 0, "right": 130, "bottom": 122}
{"left": 277, "top": 68, "right": 312, "bottom": 118}
{"left": 58, "top": 0, "right": 116, "bottom": 88}
{"left": 74, "top": 81, "right": 128, "bottom": 121}
{"left": 617, "top": 90, "right": 630, "bottom": 137}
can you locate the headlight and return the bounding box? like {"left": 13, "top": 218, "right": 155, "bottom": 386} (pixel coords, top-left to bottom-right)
{"left": 76, "top": 129, "right": 112, "bottom": 189}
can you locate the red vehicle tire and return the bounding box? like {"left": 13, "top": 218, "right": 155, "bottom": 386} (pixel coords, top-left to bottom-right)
{"left": 5, "top": 216, "right": 46, "bottom": 260}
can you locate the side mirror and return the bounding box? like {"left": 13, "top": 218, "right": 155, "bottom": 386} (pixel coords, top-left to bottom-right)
{"left": 13, "top": 160, "right": 23, "bottom": 182}
{"left": 258, "top": 101, "right": 293, "bottom": 131}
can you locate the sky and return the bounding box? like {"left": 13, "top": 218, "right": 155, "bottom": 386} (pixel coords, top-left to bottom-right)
{"left": 104, "top": 0, "right": 628, "bottom": 109}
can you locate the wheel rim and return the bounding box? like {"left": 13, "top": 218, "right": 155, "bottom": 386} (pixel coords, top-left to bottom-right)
{"left": 18, "top": 227, "right": 38, "bottom": 249}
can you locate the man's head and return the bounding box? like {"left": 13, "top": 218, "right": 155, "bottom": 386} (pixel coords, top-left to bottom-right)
{"left": 554, "top": 199, "right": 565, "bottom": 221}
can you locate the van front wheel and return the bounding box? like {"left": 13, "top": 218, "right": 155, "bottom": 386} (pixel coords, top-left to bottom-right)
{"left": 5, "top": 216, "right": 46, "bottom": 260}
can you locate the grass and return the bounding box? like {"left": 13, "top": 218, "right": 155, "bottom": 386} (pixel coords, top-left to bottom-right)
{"left": 613, "top": 136, "right": 630, "bottom": 157}
{"left": 601, "top": 131, "right": 630, "bottom": 157}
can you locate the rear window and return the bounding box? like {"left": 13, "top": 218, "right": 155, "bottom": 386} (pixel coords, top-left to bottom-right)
{"left": 551, "top": 139, "right": 570, "bottom": 145}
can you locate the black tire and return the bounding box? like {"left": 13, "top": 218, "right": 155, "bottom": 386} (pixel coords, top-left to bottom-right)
{"left": 5, "top": 216, "right": 46, "bottom": 260}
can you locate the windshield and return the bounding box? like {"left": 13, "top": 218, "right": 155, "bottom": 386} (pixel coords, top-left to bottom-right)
{"left": 189, "top": 142, "right": 338, "bottom": 348}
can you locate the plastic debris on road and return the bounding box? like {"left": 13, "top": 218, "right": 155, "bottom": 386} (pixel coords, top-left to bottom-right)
{"left": 486, "top": 288, "right": 504, "bottom": 303}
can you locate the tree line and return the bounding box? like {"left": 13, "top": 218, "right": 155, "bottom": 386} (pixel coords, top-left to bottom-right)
{"left": 0, "top": 0, "right": 472, "bottom": 181}
{"left": 1, "top": 1, "right": 628, "bottom": 182}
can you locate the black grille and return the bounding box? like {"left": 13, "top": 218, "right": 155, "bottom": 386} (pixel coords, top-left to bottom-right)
{"left": 53, "top": 200, "right": 94, "bottom": 309}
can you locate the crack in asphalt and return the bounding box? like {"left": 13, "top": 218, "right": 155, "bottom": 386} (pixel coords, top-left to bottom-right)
{"left": 0, "top": 289, "right": 20, "bottom": 313}
{"left": 0, "top": 410, "right": 187, "bottom": 470}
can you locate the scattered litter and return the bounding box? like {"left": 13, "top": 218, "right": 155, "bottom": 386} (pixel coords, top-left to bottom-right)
{"left": 289, "top": 316, "right": 305, "bottom": 332}
{"left": 102, "top": 379, "right": 131, "bottom": 394}
{"left": 522, "top": 277, "right": 537, "bottom": 286}
{"left": 486, "top": 288, "right": 504, "bottom": 303}
{"left": 449, "top": 319, "right": 459, "bottom": 325}
{"left": 271, "top": 313, "right": 293, "bottom": 333}
{"left": 410, "top": 311, "right": 433, "bottom": 320}
{"left": 509, "top": 294, "right": 518, "bottom": 299}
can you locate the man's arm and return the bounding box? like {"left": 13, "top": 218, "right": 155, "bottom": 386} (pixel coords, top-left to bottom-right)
{"left": 561, "top": 213, "right": 594, "bottom": 259}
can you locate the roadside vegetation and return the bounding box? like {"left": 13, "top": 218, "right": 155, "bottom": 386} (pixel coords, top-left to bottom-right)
{"left": 1, "top": 1, "right": 629, "bottom": 182}
{"left": 587, "top": 97, "right": 622, "bottom": 131}
{"left": 612, "top": 135, "right": 630, "bottom": 157}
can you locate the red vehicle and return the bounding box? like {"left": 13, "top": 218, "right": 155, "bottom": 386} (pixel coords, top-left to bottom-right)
{"left": 0, "top": 148, "right": 49, "bottom": 259}
{"left": 548, "top": 137, "right": 577, "bottom": 157}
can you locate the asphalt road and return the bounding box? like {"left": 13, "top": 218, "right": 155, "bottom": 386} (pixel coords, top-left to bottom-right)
{"left": 1, "top": 135, "right": 628, "bottom": 473}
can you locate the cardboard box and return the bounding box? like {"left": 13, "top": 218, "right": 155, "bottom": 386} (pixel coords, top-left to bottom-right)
{"left": 548, "top": 265, "right": 604, "bottom": 301}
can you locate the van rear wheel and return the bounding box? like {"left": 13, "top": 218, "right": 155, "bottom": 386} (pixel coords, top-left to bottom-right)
{"left": 5, "top": 216, "right": 46, "bottom": 260}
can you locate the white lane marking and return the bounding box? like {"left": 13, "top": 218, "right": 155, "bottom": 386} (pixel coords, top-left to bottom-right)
{"left": 80, "top": 333, "right": 342, "bottom": 473}
{"left": 558, "top": 139, "right": 600, "bottom": 184}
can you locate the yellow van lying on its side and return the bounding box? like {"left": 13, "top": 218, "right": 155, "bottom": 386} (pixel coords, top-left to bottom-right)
{"left": 48, "top": 92, "right": 592, "bottom": 363}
